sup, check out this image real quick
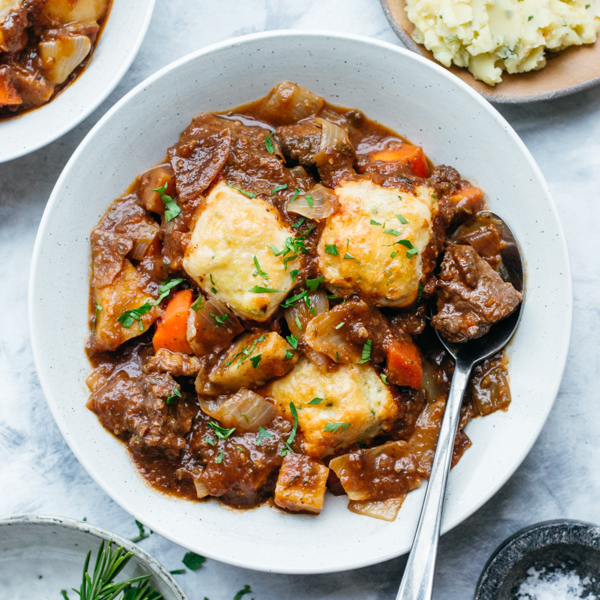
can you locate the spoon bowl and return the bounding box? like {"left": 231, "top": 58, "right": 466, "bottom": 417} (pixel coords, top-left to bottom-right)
{"left": 397, "top": 212, "right": 525, "bottom": 600}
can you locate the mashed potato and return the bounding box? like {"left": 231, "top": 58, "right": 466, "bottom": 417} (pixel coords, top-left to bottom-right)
{"left": 405, "top": 0, "right": 600, "bottom": 85}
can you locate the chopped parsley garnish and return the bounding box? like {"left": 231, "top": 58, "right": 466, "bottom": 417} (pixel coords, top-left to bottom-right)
{"left": 253, "top": 256, "right": 269, "bottom": 280}
{"left": 417, "top": 283, "right": 424, "bottom": 303}
{"left": 286, "top": 334, "right": 299, "bottom": 349}
{"left": 395, "top": 214, "right": 408, "bottom": 224}
{"left": 294, "top": 315, "right": 303, "bottom": 331}
{"left": 380, "top": 373, "right": 389, "bottom": 385}
{"left": 384, "top": 228, "right": 402, "bottom": 236}
{"left": 265, "top": 131, "right": 274, "bottom": 153}
{"left": 216, "top": 448, "right": 224, "bottom": 464}
{"left": 359, "top": 339, "right": 372, "bottom": 364}
{"left": 225, "top": 335, "right": 265, "bottom": 367}
{"left": 325, "top": 243, "right": 338, "bottom": 256}
{"left": 306, "top": 276, "right": 324, "bottom": 291}
{"left": 92, "top": 301, "right": 102, "bottom": 332}
{"left": 249, "top": 354, "right": 262, "bottom": 368}
{"left": 182, "top": 552, "right": 206, "bottom": 570}
{"left": 166, "top": 386, "right": 181, "bottom": 404}
{"left": 324, "top": 422, "right": 350, "bottom": 433}
{"left": 208, "top": 421, "right": 236, "bottom": 439}
{"left": 344, "top": 238, "right": 354, "bottom": 260}
{"left": 370, "top": 219, "right": 382, "bottom": 226}
{"left": 395, "top": 239, "right": 419, "bottom": 259}
{"left": 290, "top": 188, "right": 300, "bottom": 202}
{"left": 191, "top": 295, "right": 204, "bottom": 311}
{"left": 268, "top": 236, "right": 307, "bottom": 257}
{"left": 431, "top": 193, "right": 438, "bottom": 200}
{"left": 271, "top": 184, "right": 288, "bottom": 195}
{"left": 284, "top": 349, "right": 294, "bottom": 360}
{"left": 256, "top": 427, "right": 272, "bottom": 446}
{"left": 205, "top": 436, "right": 216, "bottom": 446}
{"left": 335, "top": 351, "right": 340, "bottom": 363}
{"left": 406, "top": 247, "right": 419, "bottom": 258}
{"left": 390, "top": 251, "right": 399, "bottom": 258}
{"left": 281, "top": 289, "right": 309, "bottom": 309}
{"left": 226, "top": 181, "right": 256, "bottom": 198}
{"left": 528, "top": 14, "right": 533, "bottom": 20}
{"left": 283, "top": 254, "right": 298, "bottom": 270}
{"left": 309, "top": 398, "right": 324, "bottom": 405}
{"left": 305, "top": 194, "right": 314, "bottom": 207}
{"left": 209, "top": 273, "right": 217, "bottom": 294}
{"left": 153, "top": 184, "right": 181, "bottom": 222}
{"left": 335, "top": 321, "right": 345, "bottom": 330}
{"left": 292, "top": 217, "right": 306, "bottom": 229}
{"left": 210, "top": 312, "right": 229, "bottom": 327}
{"left": 233, "top": 586, "right": 252, "bottom": 600}
{"left": 118, "top": 303, "right": 152, "bottom": 331}
{"left": 248, "top": 286, "right": 282, "bottom": 293}
{"left": 290, "top": 269, "right": 300, "bottom": 282}
{"left": 281, "top": 401, "right": 298, "bottom": 457}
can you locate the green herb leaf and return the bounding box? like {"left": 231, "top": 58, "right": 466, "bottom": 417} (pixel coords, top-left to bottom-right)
{"left": 265, "top": 131, "right": 274, "bottom": 153}
{"left": 227, "top": 182, "right": 256, "bottom": 198}
{"left": 286, "top": 334, "right": 299, "bottom": 349}
{"left": 118, "top": 302, "right": 153, "bottom": 330}
{"left": 92, "top": 301, "right": 103, "bottom": 332}
{"left": 290, "top": 269, "right": 300, "bottom": 282}
{"left": 309, "top": 398, "right": 324, "bottom": 405}
{"left": 182, "top": 551, "right": 206, "bottom": 570}
{"left": 406, "top": 247, "right": 418, "bottom": 258}
{"left": 216, "top": 448, "right": 224, "bottom": 464}
{"left": 210, "top": 312, "right": 229, "bottom": 328}
{"left": 153, "top": 184, "right": 181, "bottom": 222}
{"left": 248, "top": 286, "right": 282, "bottom": 293}
{"left": 294, "top": 315, "right": 303, "bottom": 331}
{"left": 344, "top": 253, "right": 355, "bottom": 260}
{"left": 292, "top": 217, "right": 306, "bottom": 229}
{"left": 130, "top": 519, "right": 150, "bottom": 543}
{"left": 166, "top": 386, "right": 181, "bottom": 405}
{"left": 283, "top": 254, "right": 298, "bottom": 270}
{"left": 284, "top": 349, "right": 294, "bottom": 360}
{"left": 370, "top": 219, "right": 382, "bottom": 226}
{"left": 253, "top": 256, "right": 269, "bottom": 280}
{"left": 306, "top": 276, "right": 324, "bottom": 291}
{"left": 359, "top": 339, "right": 372, "bottom": 364}
{"left": 233, "top": 586, "right": 252, "bottom": 600}
{"left": 384, "top": 229, "right": 402, "bottom": 236}
{"left": 390, "top": 251, "right": 399, "bottom": 258}
{"left": 156, "top": 277, "right": 184, "bottom": 304}
{"left": 335, "top": 351, "right": 340, "bottom": 363}
{"left": 335, "top": 321, "right": 345, "bottom": 330}
{"left": 271, "top": 183, "right": 288, "bottom": 195}
{"left": 324, "top": 422, "right": 350, "bottom": 433}
{"left": 380, "top": 373, "right": 389, "bottom": 385}
{"left": 281, "top": 401, "right": 298, "bottom": 457}
{"left": 395, "top": 214, "right": 408, "bottom": 224}
{"left": 169, "top": 569, "right": 186, "bottom": 575}
{"left": 528, "top": 14, "right": 533, "bottom": 20}
{"left": 417, "top": 283, "right": 424, "bottom": 303}
{"left": 256, "top": 426, "right": 273, "bottom": 446}
{"left": 249, "top": 354, "right": 262, "bottom": 368}
{"left": 208, "top": 421, "right": 236, "bottom": 439}
{"left": 191, "top": 295, "right": 204, "bottom": 311}
{"left": 290, "top": 188, "right": 300, "bottom": 203}
{"left": 305, "top": 194, "right": 314, "bottom": 207}
{"left": 325, "top": 243, "right": 338, "bottom": 256}
{"left": 205, "top": 436, "right": 216, "bottom": 446}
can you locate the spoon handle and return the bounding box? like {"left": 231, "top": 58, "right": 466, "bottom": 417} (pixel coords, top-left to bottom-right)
{"left": 396, "top": 358, "right": 474, "bottom": 600}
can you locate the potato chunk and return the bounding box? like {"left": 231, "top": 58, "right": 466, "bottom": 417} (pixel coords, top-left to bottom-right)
{"left": 318, "top": 180, "right": 438, "bottom": 307}
{"left": 92, "top": 260, "right": 161, "bottom": 352}
{"left": 209, "top": 332, "right": 298, "bottom": 391}
{"left": 274, "top": 454, "right": 329, "bottom": 514}
{"left": 264, "top": 357, "right": 398, "bottom": 458}
{"left": 43, "top": 0, "right": 109, "bottom": 23}
{"left": 183, "top": 182, "right": 301, "bottom": 321}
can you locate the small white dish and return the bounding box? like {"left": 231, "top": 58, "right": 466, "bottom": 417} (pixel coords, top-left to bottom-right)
{"left": 0, "top": 0, "right": 156, "bottom": 164}
{"left": 29, "top": 30, "right": 572, "bottom": 574}
{"left": 0, "top": 514, "right": 187, "bottom": 600}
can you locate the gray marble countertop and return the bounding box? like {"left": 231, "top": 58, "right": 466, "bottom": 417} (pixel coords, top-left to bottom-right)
{"left": 1, "top": 1, "right": 599, "bottom": 598}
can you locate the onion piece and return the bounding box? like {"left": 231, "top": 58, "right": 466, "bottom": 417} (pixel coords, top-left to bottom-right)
{"left": 284, "top": 290, "right": 329, "bottom": 339}
{"left": 420, "top": 357, "right": 445, "bottom": 403}
{"left": 290, "top": 166, "right": 309, "bottom": 179}
{"left": 198, "top": 388, "right": 276, "bottom": 432}
{"left": 39, "top": 34, "right": 91, "bottom": 85}
{"left": 348, "top": 497, "right": 406, "bottom": 521}
{"left": 287, "top": 184, "right": 337, "bottom": 220}
{"left": 129, "top": 221, "right": 160, "bottom": 260}
{"left": 304, "top": 308, "right": 362, "bottom": 364}
{"left": 186, "top": 297, "right": 244, "bottom": 357}
{"left": 194, "top": 479, "right": 210, "bottom": 499}
{"left": 314, "top": 117, "right": 351, "bottom": 151}
{"left": 261, "top": 81, "right": 325, "bottom": 125}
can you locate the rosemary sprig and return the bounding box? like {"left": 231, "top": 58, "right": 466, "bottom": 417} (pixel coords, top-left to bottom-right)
{"left": 61, "top": 541, "right": 164, "bottom": 600}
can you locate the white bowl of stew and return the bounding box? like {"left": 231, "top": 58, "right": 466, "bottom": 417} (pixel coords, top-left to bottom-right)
{"left": 0, "top": 0, "right": 155, "bottom": 163}
{"left": 29, "top": 31, "right": 572, "bottom": 574}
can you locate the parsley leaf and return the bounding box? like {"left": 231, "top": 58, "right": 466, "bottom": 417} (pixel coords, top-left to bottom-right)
{"left": 294, "top": 315, "right": 303, "bottom": 331}
{"left": 249, "top": 354, "right": 262, "bottom": 368}
{"left": 166, "top": 386, "right": 181, "bottom": 404}
{"left": 283, "top": 254, "right": 298, "bottom": 270}
{"left": 324, "top": 422, "right": 350, "bottom": 433}
{"left": 253, "top": 256, "right": 269, "bottom": 280}
{"left": 208, "top": 421, "right": 236, "bottom": 439}
{"left": 248, "top": 286, "right": 282, "bottom": 293}
{"left": 359, "top": 339, "right": 372, "bottom": 364}
{"left": 216, "top": 448, "right": 224, "bottom": 464}
{"left": 286, "top": 334, "right": 299, "bottom": 349}
{"left": 271, "top": 183, "right": 288, "bottom": 195}
{"left": 210, "top": 312, "right": 229, "bottom": 328}
{"left": 191, "top": 295, "right": 204, "bottom": 311}
{"left": 233, "top": 586, "right": 252, "bottom": 600}
{"left": 265, "top": 131, "right": 274, "bottom": 154}
{"left": 309, "top": 398, "right": 324, "bottom": 405}
{"left": 390, "top": 251, "right": 399, "bottom": 258}
{"left": 117, "top": 302, "right": 153, "bottom": 330}
{"left": 395, "top": 213, "right": 408, "bottom": 224}
{"left": 153, "top": 184, "right": 181, "bottom": 221}
{"left": 335, "top": 321, "right": 345, "bottom": 330}
{"left": 182, "top": 552, "right": 206, "bottom": 570}
{"left": 256, "top": 426, "right": 273, "bottom": 446}
{"left": 92, "top": 301, "right": 102, "bottom": 332}
{"left": 325, "top": 243, "right": 338, "bottom": 256}
{"left": 205, "top": 436, "right": 216, "bottom": 446}
{"left": 344, "top": 253, "right": 355, "bottom": 260}
{"left": 370, "top": 219, "right": 382, "bottom": 226}
{"left": 281, "top": 401, "right": 298, "bottom": 457}
{"left": 290, "top": 269, "right": 300, "bottom": 282}
{"left": 227, "top": 182, "right": 256, "bottom": 198}
{"left": 284, "top": 349, "right": 294, "bottom": 360}
{"left": 384, "top": 228, "right": 402, "bottom": 236}
{"left": 380, "top": 373, "right": 389, "bottom": 385}
{"left": 292, "top": 217, "right": 306, "bottom": 229}
{"left": 305, "top": 194, "right": 314, "bottom": 207}
{"left": 417, "top": 283, "right": 424, "bottom": 303}
{"left": 306, "top": 276, "right": 324, "bottom": 291}
{"left": 290, "top": 188, "right": 300, "bottom": 203}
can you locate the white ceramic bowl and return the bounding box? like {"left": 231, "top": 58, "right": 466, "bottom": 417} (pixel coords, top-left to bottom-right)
{"left": 0, "top": 0, "right": 155, "bottom": 164}
{"left": 0, "top": 515, "right": 187, "bottom": 600}
{"left": 29, "top": 31, "right": 572, "bottom": 574}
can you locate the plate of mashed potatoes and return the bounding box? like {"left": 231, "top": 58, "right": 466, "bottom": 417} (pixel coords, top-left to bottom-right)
{"left": 381, "top": 0, "right": 600, "bottom": 102}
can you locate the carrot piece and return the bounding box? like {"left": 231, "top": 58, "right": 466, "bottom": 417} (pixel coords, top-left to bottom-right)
{"left": 0, "top": 72, "right": 22, "bottom": 107}
{"left": 386, "top": 338, "right": 423, "bottom": 389}
{"left": 153, "top": 289, "right": 194, "bottom": 354}
{"left": 450, "top": 184, "right": 484, "bottom": 214}
{"left": 370, "top": 145, "right": 430, "bottom": 178}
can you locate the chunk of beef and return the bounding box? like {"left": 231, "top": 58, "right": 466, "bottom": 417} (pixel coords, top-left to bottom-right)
{"left": 431, "top": 244, "right": 522, "bottom": 343}
{"left": 274, "top": 120, "right": 321, "bottom": 165}
{"left": 314, "top": 143, "right": 356, "bottom": 188}
{"left": 143, "top": 348, "right": 201, "bottom": 377}
{"left": 90, "top": 230, "right": 133, "bottom": 289}
{"left": 87, "top": 371, "right": 194, "bottom": 456}
{"left": 0, "top": 4, "right": 28, "bottom": 53}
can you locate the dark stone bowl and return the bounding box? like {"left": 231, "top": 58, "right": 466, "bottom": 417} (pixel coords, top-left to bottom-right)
{"left": 475, "top": 520, "right": 600, "bottom": 600}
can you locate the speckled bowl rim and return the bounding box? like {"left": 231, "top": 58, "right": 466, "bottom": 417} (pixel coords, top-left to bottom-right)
{"left": 29, "top": 30, "right": 573, "bottom": 574}
{"left": 0, "top": 514, "right": 188, "bottom": 600}
{"left": 379, "top": 0, "right": 600, "bottom": 104}
{"left": 475, "top": 519, "right": 600, "bottom": 599}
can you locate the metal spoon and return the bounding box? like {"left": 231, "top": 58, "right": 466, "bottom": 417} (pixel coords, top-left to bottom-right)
{"left": 396, "top": 211, "right": 524, "bottom": 600}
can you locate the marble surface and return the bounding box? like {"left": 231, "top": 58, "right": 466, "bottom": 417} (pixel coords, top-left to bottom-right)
{"left": 1, "top": 1, "right": 599, "bottom": 598}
